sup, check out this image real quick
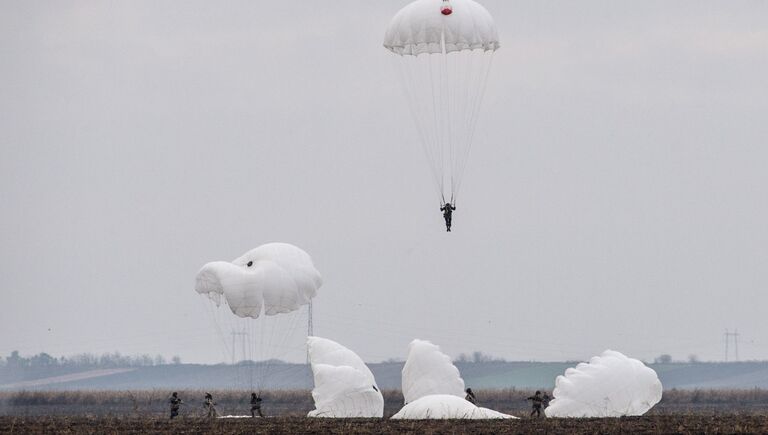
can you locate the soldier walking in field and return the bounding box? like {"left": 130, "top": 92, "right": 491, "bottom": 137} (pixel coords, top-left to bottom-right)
{"left": 203, "top": 392, "right": 218, "bottom": 418}
{"left": 169, "top": 392, "right": 183, "bottom": 419}
{"left": 250, "top": 393, "right": 264, "bottom": 418}
{"left": 527, "top": 390, "right": 544, "bottom": 417}
{"left": 465, "top": 388, "right": 477, "bottom": 405}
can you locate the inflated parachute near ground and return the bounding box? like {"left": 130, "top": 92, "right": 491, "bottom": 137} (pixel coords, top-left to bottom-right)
{"left": 195, "top": 243, "right": 322, "bottom": 390}
{"left": 546, "top": 350, "right": 663, "bottom": 418}
{"left": 306, "top": 337, "right": 384, "bottom": 418}
{"left": 394, "top": 339, "right": 513, "bottom": 419}
{"left": 384, "top": 0, "right": 499, "bottom": 204}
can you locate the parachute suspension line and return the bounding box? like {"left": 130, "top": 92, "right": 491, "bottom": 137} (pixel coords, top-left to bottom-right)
{"left": 246, "top": 321, "right": 253, "bottom": 391}
{"left": 393, "top": 40, "right": 495, "bottom": 204}
{"left": 307, "top": 299, "right": 313, "bottom": 364}
{"left": 241, "top": 323, "right": 251, "bottom": 388}
{"left": 454, "top": 52, "right": 494, "bottom": 196}
{"left": 253, "top": 307, "right": 307, "bottom": 393}
{"left": 440, "top": 24, "right": 457, "bottom": 203}
{"left": 428, "top": 54, "right": 446, "bottom": 199}
{"left": 256, "top": 315, "right": 265, "bottom": 392}
{"left": 264, "top": 307, "right": 307, "bottom": 390}
{"left": 201, "top": 297, "right": 236, "bottom": 369}
{"left": 452, "top": 50, "right": 471, "bottom": 201}
{"left": 256, "top": 316, "right": 273, "bottom": 393}
{"left": 448, "top": 51, "right": 479, "bottom": 201}
{"left": 262, "top": 314, "right": 282, "bottom": 391}
{"left": 423, "top": 55, "right": 445, "bottom": 200}
{"left": 450, "top": 52, "right": 469, "bottom": 201}
{"left": 396, "top": 56, "right": 444, "bottom": 201}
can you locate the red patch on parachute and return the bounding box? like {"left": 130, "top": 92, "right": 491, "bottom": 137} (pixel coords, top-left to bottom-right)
{"left": 441, "top": 7, "right": 453, "bottom": 15}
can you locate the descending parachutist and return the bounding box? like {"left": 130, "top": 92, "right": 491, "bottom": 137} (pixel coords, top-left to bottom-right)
{"left": 384, "top": 0, "right": 498, "bottom": 216}
{"left": 440, "top": 202, "right": 456, "bottom": 232}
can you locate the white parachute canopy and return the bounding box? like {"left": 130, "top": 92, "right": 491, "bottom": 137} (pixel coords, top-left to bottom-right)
{"left": 307, "top": 336, "right": 384, "bottom": 418}
{"left": 401, "top": 339, "right": 465, "bottom": 404}
{"left": 384, "top": 0, "right": 500, "bottom": 203}
{"left": 194, "top": 243, "right": 322, "bottom": 389}
{"left": 195, "top": 242, "right": 322, "bottom": 317}
{"left": 384, "top": 0, "right": 500, "bottom": 56}
{"left": 392, "top": 394, "right": 514, "bottom": 420}
{"left": 545, "top": 350, "right": 663, "bottom": 418}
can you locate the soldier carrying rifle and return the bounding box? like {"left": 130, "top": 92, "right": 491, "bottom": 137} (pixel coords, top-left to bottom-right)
{"left": 169, "top": 392, "right": 183, "bottom": 419}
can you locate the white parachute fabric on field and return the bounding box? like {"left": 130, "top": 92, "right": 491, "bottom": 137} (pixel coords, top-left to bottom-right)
{"left": 545, "top": 350, "right": 663, "bottom": 418}
{"left": 195, "top": 242, "right": 322, "bottom": 318}
{"left": 384, "top": 0, "right": 500, "bottom": 203}
{"left": 391, "top": 394, "right": 515, "bottom": 420}
{"left": 307, "top": 336, "right": 384, "bottom": 418}
{"left": 401, "top": 339, "right": 465, "bottom": 404}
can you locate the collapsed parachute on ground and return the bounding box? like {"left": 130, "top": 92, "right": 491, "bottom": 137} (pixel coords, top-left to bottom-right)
{"left": 384, "top": 0, "right": 500, "bottom": 203}
{"left": 392, "top": 394, "right": 514, "bottom": 419}
{"left": 307, "top": 336, "right": 384, "bottom": 418}
{"left": 194, "top": 243, "right": 322, "bottom": 390}
{"left": 401, "top": 339, "right": 465, "bottom": 404}
{"left": 545, "top": 350, "right": 663, "bottom": 418}
{"left": 395, "top": 339, "right": 514, "bottom": 419}
{"left": 195, "top": 242, "right": 322, "bottom": 318}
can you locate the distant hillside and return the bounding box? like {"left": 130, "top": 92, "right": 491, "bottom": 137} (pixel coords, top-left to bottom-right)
{"left": 3, "top": 361, "right": 768, "bottom": 391}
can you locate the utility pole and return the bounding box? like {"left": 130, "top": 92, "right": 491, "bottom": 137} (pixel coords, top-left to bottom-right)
{"left": 306, "top": 300, "right": 314, "bottom": 364}
{"left": 724, "top": 329, "right": 740, "bottom": 362}
{"left": 308, "top": 300, "right": 314, "bottom": 337}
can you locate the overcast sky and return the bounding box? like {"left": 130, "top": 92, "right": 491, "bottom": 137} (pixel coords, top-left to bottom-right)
{"left": 2, "top": 1, "right": 767, "bottom": 365}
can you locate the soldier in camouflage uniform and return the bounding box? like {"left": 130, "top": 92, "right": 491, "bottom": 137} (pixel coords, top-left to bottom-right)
{"left": 204, "top": 392, "right": 218, "bottom": 418}
{"left": 250, "top": 393, "right": 264, "bottom": 418}
{"left": 440, "top": 202, "right": 456, "bottom": 232}
{"left": 527, "top": 391, "right": 544, "bottom": 417}
{"left": 465, "top": 388, "right": 477, "bottom": 405}
{"left": 169, "top": 392, "right": 183, "bottom": 419}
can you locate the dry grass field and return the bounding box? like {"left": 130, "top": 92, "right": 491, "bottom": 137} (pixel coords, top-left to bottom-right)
{"left": 4, "top": 388, "right": 768, "bottom": 417}
{"left": 2, "top": 389, "right": 768, "bottom": 434}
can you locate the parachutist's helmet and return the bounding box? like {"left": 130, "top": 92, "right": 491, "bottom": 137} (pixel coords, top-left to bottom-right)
{"left": 465, "top": 388, "right": 472, "bottom": 393}
{"left": 535, "top": 390, "right": 541, "bottom": 395}
{"left": 205, "top": 393, "right": 212, "bottom": 398}
{"left": 172, "top": 392, "right": 177, "bottom": 397}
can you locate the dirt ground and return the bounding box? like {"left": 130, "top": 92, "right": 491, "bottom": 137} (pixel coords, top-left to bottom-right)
{"left": 2, "top": 415, "right": 768, "bottom": 434}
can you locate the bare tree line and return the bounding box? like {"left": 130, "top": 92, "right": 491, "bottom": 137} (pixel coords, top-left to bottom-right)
{"left": 0, "top": 351, "right": 182, "bottom": 369}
